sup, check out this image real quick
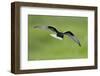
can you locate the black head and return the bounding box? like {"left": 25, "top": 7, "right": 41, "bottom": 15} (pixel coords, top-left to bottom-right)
{"left": 57, "top": 32, "right": 64, "bottom": 38}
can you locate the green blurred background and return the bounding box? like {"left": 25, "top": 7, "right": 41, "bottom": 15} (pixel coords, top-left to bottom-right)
{"left": 28, "top": 15, "right": 88, "bottom": 61}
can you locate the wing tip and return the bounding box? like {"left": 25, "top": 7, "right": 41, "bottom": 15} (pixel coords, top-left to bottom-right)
{"left": 78, "top": 43, "right": 81, "bottom": 47}
{"left": 33, "top": 26, "right": 38, "bottom": 28}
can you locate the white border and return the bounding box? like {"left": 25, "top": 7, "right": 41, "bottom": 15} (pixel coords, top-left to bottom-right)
{"left": 20, "top": 7, "right": 95, "bottom": 70}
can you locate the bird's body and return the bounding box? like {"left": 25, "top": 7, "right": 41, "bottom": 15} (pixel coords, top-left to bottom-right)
{"left": 50, "top": 34, "right": 63, "bottom": 40}
{"left": 33, "top": 25, "right": 81, "bottom": 46}
{"left": 57, "top": 32, "right": 64, "bottom": 39}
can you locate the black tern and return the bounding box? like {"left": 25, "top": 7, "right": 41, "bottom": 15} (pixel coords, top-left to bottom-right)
{"left": 33, "top": 25, "right": 81, "bottom": 46}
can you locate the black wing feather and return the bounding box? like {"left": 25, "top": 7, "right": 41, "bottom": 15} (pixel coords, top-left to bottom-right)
{"left": 48, "top": 26, "right": 59, "bottom": 33}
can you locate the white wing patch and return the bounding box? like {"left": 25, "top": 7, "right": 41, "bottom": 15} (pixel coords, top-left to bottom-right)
{"left": 50, "top": 34, "right": 63, "bottom": 40}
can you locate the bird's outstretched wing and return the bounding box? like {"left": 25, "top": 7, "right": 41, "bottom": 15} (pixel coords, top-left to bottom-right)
{"left": 48, "top": 26, "right": 59, "bottom": 33}
{"left": 64, "top": 31, "right": 81, "bottom": 46}
{"left": 33, "top": 26, "right": 59, "bottom": 33}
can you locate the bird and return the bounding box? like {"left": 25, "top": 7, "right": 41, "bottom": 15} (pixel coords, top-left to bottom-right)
{"left": 33, "top": 25, "right": 81, "bottom": 46}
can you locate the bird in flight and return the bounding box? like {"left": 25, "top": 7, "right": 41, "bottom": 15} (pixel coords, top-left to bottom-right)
{"left": 33, "top": 25, "right": 81, "bottom": 46}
